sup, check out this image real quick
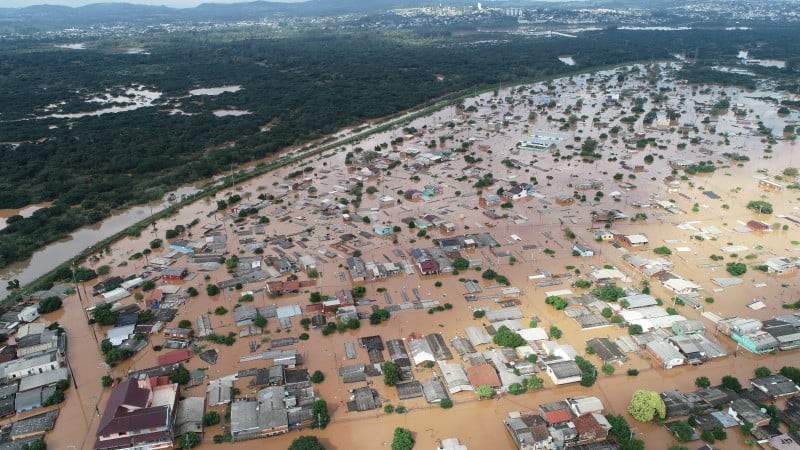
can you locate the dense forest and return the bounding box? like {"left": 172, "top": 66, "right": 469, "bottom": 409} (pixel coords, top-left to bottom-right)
{"left": 1, "top": 26, "right": 799, "bottom": 268}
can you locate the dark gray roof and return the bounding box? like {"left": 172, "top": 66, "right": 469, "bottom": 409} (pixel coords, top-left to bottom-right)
{"left": 422, "top": 380, "right": 448, "bottom": 403}
{"left": 10, "top": 409, "right": 59, "bottom": 438}
{"left": 396, "top": 381, "right": 424, "bottom": 400}
{"left": 347, "top": 387, "right": 378, "bottom": 412}
{"left": 586, "top": 337, "right": 627, "bottom": 363}
{"left": 751, "top": 375, "right": 800, "bottom": 398}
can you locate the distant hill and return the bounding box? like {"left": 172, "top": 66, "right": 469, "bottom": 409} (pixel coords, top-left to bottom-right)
{"left": 0, "top": 0, "right": 481, "bottom": 28}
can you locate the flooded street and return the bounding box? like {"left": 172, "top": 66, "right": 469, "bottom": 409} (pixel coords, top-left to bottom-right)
{"left": 24, "top": 61, "right": 800, "bottom": 449}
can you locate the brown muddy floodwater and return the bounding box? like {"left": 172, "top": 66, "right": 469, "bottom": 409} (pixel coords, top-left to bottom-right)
{"left": 22, "top": 62, "right": 800, "bottom": 450}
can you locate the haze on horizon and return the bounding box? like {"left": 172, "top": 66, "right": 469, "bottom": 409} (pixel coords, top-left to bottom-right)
{"left": 3, "top": 0, "right": 593, "bottom": 9}
{"left": 3, "top": 0, "right": 307, "bottom": 8}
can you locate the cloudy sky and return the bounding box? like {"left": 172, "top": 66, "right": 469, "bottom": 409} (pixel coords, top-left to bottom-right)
{"left": 5, "top": 0, "right": 306, "bottom": 8}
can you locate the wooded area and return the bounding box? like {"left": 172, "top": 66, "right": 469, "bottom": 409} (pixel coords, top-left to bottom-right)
{"left": 1, "top": 26, "right": 799, "bottom": 267}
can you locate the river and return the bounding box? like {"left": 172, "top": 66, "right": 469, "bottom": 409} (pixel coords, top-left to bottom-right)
{"left": 0, "top": 186, "right": 200, "bottom": 299}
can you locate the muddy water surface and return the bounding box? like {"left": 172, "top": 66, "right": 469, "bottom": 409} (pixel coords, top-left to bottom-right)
{"left": 34, "top": 63, "right": 800, "bottom": 449}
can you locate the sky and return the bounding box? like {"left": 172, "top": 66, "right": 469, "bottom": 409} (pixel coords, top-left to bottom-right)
{"left": 4, "top": 0, "right": 306, "bottom": 8}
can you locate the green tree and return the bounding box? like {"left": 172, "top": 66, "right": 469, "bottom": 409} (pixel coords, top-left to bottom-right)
{"left": 746, "top": 200, "right": 773, "bottom": 214}
{"left": 186, "top": 287, "right": 199, "bottom": 297}
{"left": 311, "top": 370, "right": 325, "bottom": 383}
{"left": 37, "top": 296, "right": 63, "bottom": 314}
{"left": 780, "top": 366, "right": 800, "bottom": 384}
{"left": 755, "top": 366, "right": 772, "bottom": 378}
{"left": 21, "top": 440, "right": 46, "bottom": 450}
{"left": 440, "top": 398, "right": 453, "bottom": 409}
{"left": 101, "top": 375, "right": 113, "bottom": 387}
{"left": 627, "top": 390, "right": 666, "bottom": 422}
{"left": 253, "top": 315, "right": 267, "bottom": 329}
{"left": 525, "top": 376, "right": 544, "bottom": 390}
{"left": 726, "top": 262, "right": 747, "bottom": 276}
{"left": 178, "top": 432, "right": 200, "bottom": 449}
{"left": 549, "top": 326, "right": 563, "bottom": 339}
{"left": 602, "top": 363, "right": 615, "bottom": 375}
{"left": 592, "top": 285, "right": 626, "bottom": 302}
{"left": 311, "top": 399, "right": 330, "bottom": 429}
{"left": 93, "top": 303, "right": 116, "bottom": 326}
{"left": 288, "top": 435, "right": 326, "bottom": 450}
{"left": 473, "top": 310, "right": 485, "bottom": 319}
{"left": 481, "top": 269, "right": 497, "bottom": 280}
{"left": 545, "top": 295, "right": 568, "bottom": 310}
{"left": 169, "top": 366, "right": 191, "bottom": 385}
{"left": 178, "top": 319, "right": 192, "bottom": 329}
{"left": 476, "top": 385, "right": 495, "bottom": 399}
{"left": 653, "top": 246, "right": 672, "bottom": 255}
{"left": 203, "top": 411, "right": 221, "bottom": 426}
{"left": 392, "top": 427, "right": 415, "bottom": 450}
{"left": 206, "top": 284, "right": 220, "bottom": 296}
{"left": 672, "top": 420, "right": 695, "bottom": 442}
{"left": 309, "top": 291, "right": 322, "bottom": 303}
{"left": 453, "top": 257, "right": 469, "bottom": 271}
{"left": 695, "top": 376, "right": 711, "bottom": 388}
{"left": 493, "top": 325, "right": 525, "bottom": 347}
{"left": 383, "top": 361, "right": 400, "bottom": 387}
{"left": 721, "top": 375, "right": 742, "bottom": 392}
{"left": 508, "top": 382, "right": 527, "bottom": 395}
{"left": 628, "top": 324, "right": 643, "bottom": 335}
{"left": 141, "top": 279, "right": 156, "bottom": 291}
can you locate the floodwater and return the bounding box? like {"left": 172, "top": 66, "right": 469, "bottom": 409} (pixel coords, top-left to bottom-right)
{"left": 54, "top": 43, "right": 86, "bottom": 50}
{"left": 42, "top": 86, "right": 162, "bottom": 119}
{"left": 558, "top": 56, "right": 576, "bottom": 66}
{"left": 0, "top": 202, "right": 52, "bottom": 231}
{"left": 189, "top": 86, "right": 242, "bottom": 96}
{"left": 33, "top": 62, "right": 800, "bottom": 449}
{"left": 0, "top": 187, "right": 200, "bottom": 299}
{"left": 213, "top": 110, "right": 251, "bottom": 117}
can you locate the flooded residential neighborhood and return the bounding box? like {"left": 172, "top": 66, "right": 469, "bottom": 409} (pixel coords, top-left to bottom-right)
{"left": 3, "top": 61, "right": 800, "bottom": 450}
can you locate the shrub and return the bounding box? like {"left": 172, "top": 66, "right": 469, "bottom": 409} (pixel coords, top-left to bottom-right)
{"left": 37, "top": 296, "right": 63, "bottom": 314}
{"left": 203, "top": 411, "right": 221, "bottom": 426}
{"left": 311, "top": 370, "right": 325, "bottom": 383}
{"left": 440, "top": 398, "right": 453, "bottom": 409}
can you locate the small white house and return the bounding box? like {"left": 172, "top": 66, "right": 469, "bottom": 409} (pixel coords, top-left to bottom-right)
{"left": 17, "top": 306, "right": 40, "bottom": 323}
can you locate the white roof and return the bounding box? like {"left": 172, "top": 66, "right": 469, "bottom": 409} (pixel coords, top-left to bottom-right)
{"left": 625, "top": 234, "right": 649, "bottom": 244}
{"left": 621, "top": 293, "right": 658, "bottom": 309}
{"left": 664, "top": 278, "right": 701, "bottom": 293}
{"left": 101, "top": 287, "right": 130, "bottom": 302}
{"left": 545, "top": 289, "right": 574, "bottom": 297}
{"left": 120, "top": 277, "right": 144, "bottom": 289}
{"left": 276, "top": 305, "right": 302, "bottom": 318}
{"left": 518, "top": 327, "right": 548, "bottom": 342}
{"left": 409, "top": 338, "right": 435, "bottom": 365}
{"left": 107, "top": 324, "right": 136, "bottom": 346}
{"left": 650, "top": 315, "right": 687, "bottom": 329}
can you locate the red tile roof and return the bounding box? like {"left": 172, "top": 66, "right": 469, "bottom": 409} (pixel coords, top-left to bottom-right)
{"left": 573, "top": 413, "right": 603, "bottom": 434}
{"left": 467, "top": 364, "right": 501, "bottom": 388}
{"left": 544, "top": 408, "right": 571, "bottom": 424}
{"left": 157, "top": 348, "right": 192, "bottom": 366}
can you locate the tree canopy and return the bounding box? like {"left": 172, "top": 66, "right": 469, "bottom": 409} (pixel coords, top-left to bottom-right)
{"left": 627, "top": 390, "right": 666, "bottom": 422}
{"left": 492, "top": 325, "right": 525, "bottom": 348}
{"left": 289, "top": 436, "right": 326, "bottom": 450}
{"left": 392, "top": 427, "right": 415, "bottom": 450}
